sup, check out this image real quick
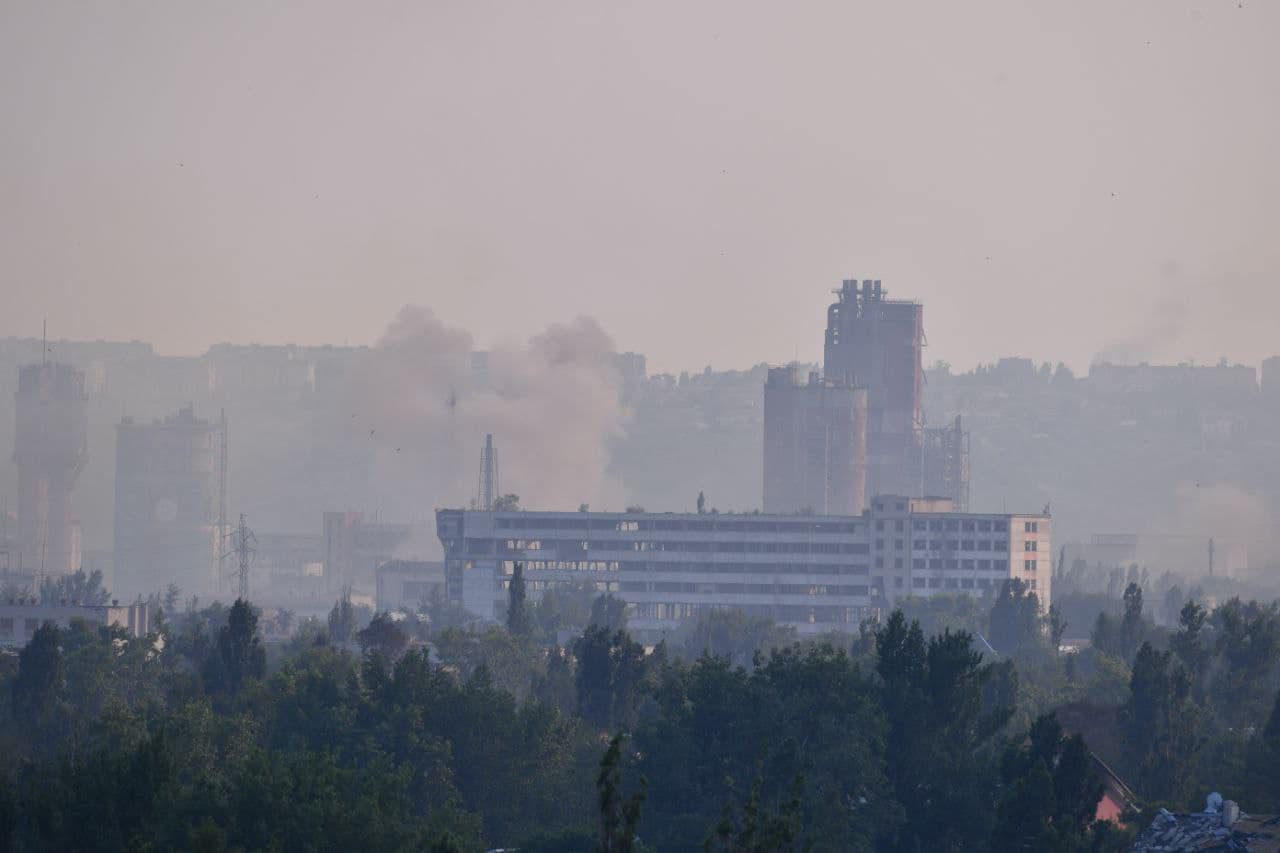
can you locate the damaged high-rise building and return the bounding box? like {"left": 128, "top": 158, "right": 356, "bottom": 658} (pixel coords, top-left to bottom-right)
{"left": 113, "top": 406, "right": 225, "bottom": 598}
{"left": 14, "top": 362, "right": 88, "bottom": 575}
{"left": 764, "top": 279, "right": 970, "bottom": 513}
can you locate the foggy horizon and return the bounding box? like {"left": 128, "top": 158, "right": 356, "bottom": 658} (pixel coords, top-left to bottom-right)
{"left": 4, "top": 1, "right": 1279, "bottom": 376}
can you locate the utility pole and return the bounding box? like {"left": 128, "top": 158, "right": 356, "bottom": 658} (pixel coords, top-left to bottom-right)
{"left": 224, "top": 513, "right": 255, "bottom": 601}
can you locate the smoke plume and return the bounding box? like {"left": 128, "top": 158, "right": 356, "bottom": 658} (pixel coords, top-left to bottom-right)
{"left": 343, "top": 305, "right": 624, "bottom": 529}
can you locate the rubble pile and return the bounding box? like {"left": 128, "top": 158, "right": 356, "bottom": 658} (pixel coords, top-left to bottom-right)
{"left": 1131, "top": 794, "right": 1280, "bottom": 853}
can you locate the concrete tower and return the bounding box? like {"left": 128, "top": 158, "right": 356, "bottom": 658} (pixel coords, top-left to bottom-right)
{"left": 823, "top": 279, "right": 924, "bottom": 497}
{"left": 14, "top": 362, "right": 88, "bottom": 575}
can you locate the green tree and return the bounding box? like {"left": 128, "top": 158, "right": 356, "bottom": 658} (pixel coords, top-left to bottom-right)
{"left": 1118, "top": 582, "right": 1145, "bottom": 660}
{"left": 507, "top": 562, "right": 532, "bottom": 639}
{"left": 1121, "top": 642, "right": 1200, "bottom": 803}
{"left": 988, "top": 578, "right": 1042, "bottom": 654}
{"left": 328, "top": 585, "right": 357, "bottom": 644}
{"left": 357, "top": 612, "right": 409, "bottom": 662}
{"left": 1209, "top": 598, "right": 1280, "bottom": 728}
{"left": 597, "top": 734, "right": 645, "bottom": 853}
{"left": 993, "top": 713, "right": 1105, "bottom": 850}
{"left": 204, "top": 598, "right": 266, "bottom": 695}
{"left": 493, "top": 493, "right": 521, "bottom": 512}
{"left": 875, "top": 611, "right": 1013, "bottom": 850}
{"left": 575, "top": 626, "right": 646, "bottom": 730}
{"left": 589, "top": 594, "right": 628, "bottom": 633}
{"left": 11, "top": 622, "right": 63, "bottom": 729}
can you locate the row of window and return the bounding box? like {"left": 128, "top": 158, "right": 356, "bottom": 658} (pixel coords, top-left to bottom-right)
{"left": 502, "top": 559, "right": 872, "bottom": 576}
{"left": 494, "top": 517, "right": 863, "bottom": 535}
{"left": 500, "top": 539, "right": 871, "bottom": 555}
{"left": 616, "top": 581, "right": 870, "bottom": 597}
{"left": 912, "top": 519, "right": 1010, "bottom": 533}
{"left": 911, "top": 558, "right": 1013, "bottom": 572}
{"left": 905, "top": 576, "right": 1038, "bottom": 591}
{"left": 912, "top": 539, "right": 1010, "bottom": 552}
{"left": 631, "top": 601, "right": 872, "bottom": 624}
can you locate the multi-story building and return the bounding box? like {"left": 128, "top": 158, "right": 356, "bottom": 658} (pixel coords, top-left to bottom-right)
{"left": 763, "top": 366, "right": 868, "bottom": 515}
{"left": 824, "top": 279, "right": 925, "bottom": 497}
{"left": 437, "top": 496, "right": 1050, "bottom": 639}
{"left": 14, "top": 362, "right": 88, "bottom": 575}
{"left": 113, "top": 406, "right": 224, "bottom": 598}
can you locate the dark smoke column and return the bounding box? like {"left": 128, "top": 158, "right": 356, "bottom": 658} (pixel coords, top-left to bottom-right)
{"left": 14, "top": 362, "right": 88, "bottom": 574}
{"left": 823, "top": 279, "right": 923, "bottom": 497}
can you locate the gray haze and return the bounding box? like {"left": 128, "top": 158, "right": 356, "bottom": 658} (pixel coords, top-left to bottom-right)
{"left": 2, "top": 1, "right": 1278, "bottom": 374}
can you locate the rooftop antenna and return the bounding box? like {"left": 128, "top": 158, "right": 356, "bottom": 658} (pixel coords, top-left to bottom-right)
{"left": 478, "top": 434, "right": 499, "bottom": 511}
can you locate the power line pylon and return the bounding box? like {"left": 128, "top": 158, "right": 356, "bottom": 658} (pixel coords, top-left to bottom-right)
{"left": 223, "top": 513, "right": 255, "bottom": 600}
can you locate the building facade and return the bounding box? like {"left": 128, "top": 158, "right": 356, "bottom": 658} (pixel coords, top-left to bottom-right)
{"left": 113, "top": 406, "right": 224, "bottom": 598}
{"left": 14, "top": 362, "right": 88, "bottom": 575}
{"left": 375, "top": 560, "right": 446, "bottom": 612}
{"left": 763, "top": 365, "right": 868, "bottom": 515}
{"left": 437, "top": 496, "right": 1050, "bottom": 638}
{"left": 0, "top": 600, "right": 150, "bottom": 647}
{"left": 823, "top": 280, "right": 924, "bottom": 497}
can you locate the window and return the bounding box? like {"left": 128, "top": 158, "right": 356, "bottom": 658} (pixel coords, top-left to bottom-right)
{"left": 994, "top": 521, "right": 1008, "bottom": 532}
{"left": 876, "top": 520, "right": 885, "bottom": 531}
{"left": 913, "top": 558, "right": 926, "bottom": 569}
{"left": 1024, "top": 559, "right": 1038, "bottom": 572}
{"left": 930, "top": 540, "right": 942, "bottom": 550}
{"left": 929, "top": 520, "right": 942, "bottom": 531}
{"left": 961, "top": 578, "right": 975, "bottom": 589}
{"left": 895, "top": 520, "right": 905, "bottom": 531}
{"left": 928, "top": 577, "right": 942, "bottom": 589}
{"left": 894, "top": 539, "right": 904, "bottom": 550}
{"left": 994, "top": 560, "right": 1009, "bottom": 572}
{"left": 895, "top": 577, "right": 905, "bottom": 588}
{"left": 1024, "top": 521, "right": 1039, "bottom": 533}
{"left": 913, "top": 539, "right": 926, "bottom": 551}
{"left": 946, "top": 520, "right": 959, "bottom": 531}
{"left": 894, "top": 558, "right": 903, "bottom": 569}
{"left": 978, "top": 559, "right": 992, "bottom": 571}
{"left": 913, "top": 577, "right": 927, "bottom": 589}
{"left": 978, "top": 540, "right": 991, "bottom": 550}
{"left": 945, "top": 579, "right": 958, "bottom": 589}
{"left": 962, "top": 521, "right": 975, "bottom": 532}
{"left": 945, "top": 559, "right": 958, "bottom": 570}
{"left": 995, "top": 540, "right": 1008, "bottom": 551}
{"left": 929, "top": 559, "right": 943, "bottom": 570}
{"left": 961, "top": 559, "right": 974, "bottom": 570}
{"left": 979, "top": 521, "right": 992, "bottom": 532}
{"left": 895, "top": 502, "right": 906, "bottom": 511}
{"left": 875, "top": 557, "right": 884, "bottom": 568}
{"left": 875, "top": 539, "right": 884, "bottom": 550}
{"left": 913, "top": 520, "right": 927, "bottom": 531}
{"left": 1025, "top": 540, "right": 1038, "bottom": 552}
{"left": 961, "top": 540, "right": 974, "bottom": 551}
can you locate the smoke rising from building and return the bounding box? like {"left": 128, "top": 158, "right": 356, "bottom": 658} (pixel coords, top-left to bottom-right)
{"left": 344, "top": 305, "right": 624, "bottom": 536}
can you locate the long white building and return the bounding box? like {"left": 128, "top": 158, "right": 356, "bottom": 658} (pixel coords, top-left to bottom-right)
{"left": 436, "top": 495, "right": 1050, "bottom": 637}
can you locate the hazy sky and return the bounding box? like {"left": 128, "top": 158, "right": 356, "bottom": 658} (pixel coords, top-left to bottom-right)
{"left": 2, "top": 1, "right": 1277, "bottom": 375}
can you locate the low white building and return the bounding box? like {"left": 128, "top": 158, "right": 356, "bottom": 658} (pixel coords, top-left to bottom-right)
{"left": 0, "top": 600, "right": 150, "bottom": 646}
